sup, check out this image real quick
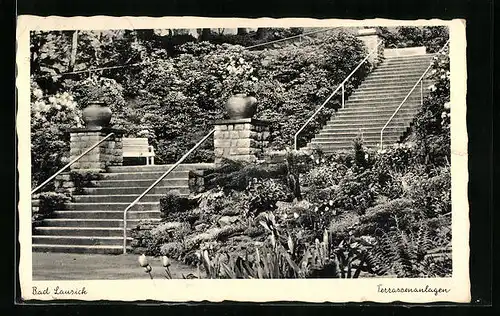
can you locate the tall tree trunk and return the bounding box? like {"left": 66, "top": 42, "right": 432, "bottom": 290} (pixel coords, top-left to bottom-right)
{"left": 69, "top": 30, "right": 78, "bottom": 72}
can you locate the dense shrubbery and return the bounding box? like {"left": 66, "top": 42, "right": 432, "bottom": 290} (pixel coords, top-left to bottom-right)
{"left": 378, "top": 26, "right": 449, "bottom": 53}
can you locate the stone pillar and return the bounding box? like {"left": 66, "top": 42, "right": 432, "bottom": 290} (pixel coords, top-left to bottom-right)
{"left": 357, "top": 28, "right": 384, "bottom": 66}
{"left": 68, "top": 127, "right": 124, "bottom": 172}
{"left": 214, "top": 118, "right": 270, "bottom": 165}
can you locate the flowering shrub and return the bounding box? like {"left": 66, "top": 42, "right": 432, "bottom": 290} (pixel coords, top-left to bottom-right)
{"left": 413, "top": 49, "right": 450, "bottom": 166}
{"left": 31, "top": 81, "right": 81, "bottom": 188}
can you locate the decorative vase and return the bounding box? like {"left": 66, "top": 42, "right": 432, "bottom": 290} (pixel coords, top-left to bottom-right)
{"left": 225, "top": 93, "right": 257, "bottom": 120}
{"left": 82, "top": 101, "right": 112, "bottom": 128}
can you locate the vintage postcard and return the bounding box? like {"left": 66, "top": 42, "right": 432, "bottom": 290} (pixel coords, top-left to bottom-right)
{"left": 17, "top": 16, "right": 469, "bottom": 302}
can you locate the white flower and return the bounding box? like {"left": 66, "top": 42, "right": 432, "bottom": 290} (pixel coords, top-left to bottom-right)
{"left": 441, "top": 112, "right": 448, "bottom": 119}
{"left": 443, "top": 102, "right": 451, "bottom": 110}
{"left": 161, "top": 256, "right": 171, "bottom": 267}
{"left": 138, "top": 254, "right": 148, "bottom": 267}
{"left": 293, "top": 212, "right": 299, "bottom": 219}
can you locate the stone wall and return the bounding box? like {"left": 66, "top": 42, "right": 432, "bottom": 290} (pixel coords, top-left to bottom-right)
{"left": 214, "top": 118, "right": 270, "bottom": 165}
{"left": 68, "top": 128, "right": 123, "bottom": 172}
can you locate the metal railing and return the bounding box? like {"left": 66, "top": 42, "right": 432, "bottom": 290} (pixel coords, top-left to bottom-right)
{"left": 293, "top": 40, "right": 384, "bottom": 150}
{"left": 31, "top": 132, "right": 116, "bottom": 195}
{"left": 121, "top": 129, "right": 215, "bottom": 254}
{"left": 379, "top": 39, "right": 450, "bottom": 150}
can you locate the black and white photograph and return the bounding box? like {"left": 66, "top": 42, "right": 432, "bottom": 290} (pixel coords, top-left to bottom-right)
{"left": 17, "top": 16, "right": 469, "bottom": 302}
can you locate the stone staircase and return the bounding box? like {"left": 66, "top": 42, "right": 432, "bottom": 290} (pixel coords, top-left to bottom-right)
{"left": 307, "top": 50, "right": 435, "bottom": 153}
{"left": 32, "top": 163, "right": 214, "bottom": 254}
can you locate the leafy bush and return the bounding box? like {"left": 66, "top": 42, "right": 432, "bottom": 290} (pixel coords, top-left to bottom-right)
{"left": 32, "top": 191, "right": 70, "bottom": 231}
{"left": 246, "top": 178, "right": 293, "bottom": 216}
{"left": 205, "top": 159, "right": 288, "bottom": 192}
{"left": 36, "top": 191, "right": 70, "bottom": 215}
{"left": 69, "top": 171, "right": 102, "bottom": 194}
{"left": 131, "top": 221, "right": 191, "bottom": 256}
{"left": 378, "top": 26, "right": 449, "bottom": 53}
{"left": 160, "top": 190, "right": 197, "bottom": 218}
{"left": 405, "top": 166, "right": 451, "bottom": 217}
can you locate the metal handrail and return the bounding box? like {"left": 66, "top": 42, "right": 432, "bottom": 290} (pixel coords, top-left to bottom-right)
{"left": 293, "top": 40, "right": 384, "bottom": 150}
{"left": 121, "top": 128, "right": 215, "bottom": 254}
{"left": 31, "top": 132, "right": 115, "bottom": 195}
{"left": 379, "top": 39, "right": 450, "bottom": 150}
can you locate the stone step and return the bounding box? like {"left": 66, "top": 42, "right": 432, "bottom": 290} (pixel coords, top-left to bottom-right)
{"left": 32, "top": 244, "right": 129, "bottom": 254}
{"left": 332, "top": 109, "right": 417, "bottom": 118}
{"left": 65, "top": 202, "right": 160, "bottom": 211}
{"left": 348, "top": 90, "right": 418, "bottom": 100}
{"left": 347, "top": 92, "right": 424, "bottom": 103}
{"left": 82, "top": 185, "right": 190, "bottom": 195}
{"left": 308, "top": 141, "right": 392, "bottom": 150}
{"left": 363, "top": 71, "right": 427, "bottom": 81}
{"left": 34, "top": 227, "right": 128, "bottom": 237}
{"left": 327, "top": 115, "right": 411, "bottom": 124}
{"left": 107, "top": 163, "right": 214, "bottom": 173}
{"left": 52, "top": 210, "right": 161, "bottom": 220}
{"left": 361, "top": 77, "right": 425, "bottom": 87}
{"left": 337, "top": 107, "right": 419, "bottom": 116}
{"left": 370, "top": 65, "right": 429, "bottom": 74}
{"left": 354, "top": 84, "right": 421, "bottom": 93}
{"left": 317, "top": 125, "right": 407, "bottom": 135}
{"left": 311, "top": 134, "right": 400, "bottom": 143}
{"left": 72, "top": 194, "right": 165, "bottom": 204}
{"left": 99, "top": 170, "right": 189, "bottom": 181}
{"left": 93, "top": 179, "right": 188, "bottom": 188}
{"left": 39, "top": 218, "right": 160, "bottom": 228}
{"left": 323, "top": 121, "right": 408, "bottom": 129}
{"left": 359, "top": 80, "right": 427, "bottom": 89}
{"left": 346, "top": 96, "right": 422, "bottom": 106}
{"left": 383, "top": 55, "right": 434, "bottom": 63}
{"left": 32, "top": 235, "right": 132, "bottom": 246}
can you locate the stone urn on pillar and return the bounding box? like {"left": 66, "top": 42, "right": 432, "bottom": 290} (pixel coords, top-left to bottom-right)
{"left": 82, "top": 100, "right": 112, "bottom": 129}
{"left": 225, "top": 93, "right": 257, "bottom": 119}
